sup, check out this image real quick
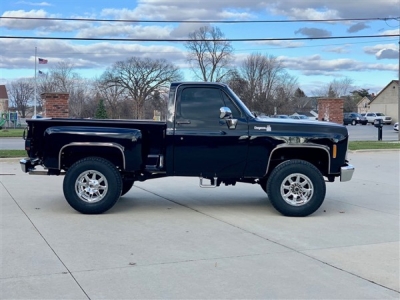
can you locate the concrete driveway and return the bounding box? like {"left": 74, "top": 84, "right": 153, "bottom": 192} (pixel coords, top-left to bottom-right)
{"left": 0, "top": 151, "right": 399, "bottom": 299}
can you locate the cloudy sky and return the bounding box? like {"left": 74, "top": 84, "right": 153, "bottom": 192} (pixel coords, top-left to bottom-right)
{"left": 0, "top": 0, "right": 399, "bottom": 95}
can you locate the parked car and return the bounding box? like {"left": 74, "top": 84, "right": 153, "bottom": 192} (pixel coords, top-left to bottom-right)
{"left": 289, "top": 115, "right": 309, "bottom": 120}
{"left": 365, "top": 112, "right": 392, "bottom": 125}
{"left": 343, "top": 112, "right": 367, "bottom": 125}
{"left": 394, "top": 122, "right": 399, "bottom": 132}
{"left": 270, "top": 114, "right": 290, "bottom": 119}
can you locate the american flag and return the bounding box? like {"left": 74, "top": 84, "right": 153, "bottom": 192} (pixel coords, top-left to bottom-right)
{"left": 38, "top": 70, "right": 46, "bottom": 76}
{"left": 38, "top": 58, "right": 48, "bottom": 64}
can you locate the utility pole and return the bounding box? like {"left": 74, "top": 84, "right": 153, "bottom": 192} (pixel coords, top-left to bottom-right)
{"left": 398, "top": 17, "right": 400, "bottom": 141}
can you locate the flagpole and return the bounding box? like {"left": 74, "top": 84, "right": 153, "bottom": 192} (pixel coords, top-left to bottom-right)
{"left": 34, "top": 47, "right": 37, "bottom": 116}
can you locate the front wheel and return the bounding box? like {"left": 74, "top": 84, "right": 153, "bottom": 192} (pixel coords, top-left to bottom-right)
{"left": 63, "top": 157, "right": 122, "bottom": 214}
{"left": 266, "top": 160, "right": 326, "bottom": 217}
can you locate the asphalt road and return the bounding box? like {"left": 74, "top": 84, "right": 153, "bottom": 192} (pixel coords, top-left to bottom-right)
{"left": 1, "top": 151, "right": 399, "bottom": 299}
{"left": 0, "top": 123, "right": 398, "bottom": 150}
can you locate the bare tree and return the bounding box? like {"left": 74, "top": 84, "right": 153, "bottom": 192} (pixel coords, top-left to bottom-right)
{"left": 227, "top": 53, "right": 294, "bottom": 115}
{"left": 269, "top": 72, "right": 298, "bottom": 114}
{"left": 144, "top": 89, "right": 169, "bottom": 120}
{"left": 312, "top": 77, "right": 354, "bottom": 98}
{"left": 101, "top": 57, "right": 182, "bottom": 119}
{"left": 185, "top": 26, "right": 234, "bottom": 82}
{"left": 8, "top": 78, "right": 34, "bottom": 117}
{"left": 93, "top": 79, "right": 128, "bottom": 119}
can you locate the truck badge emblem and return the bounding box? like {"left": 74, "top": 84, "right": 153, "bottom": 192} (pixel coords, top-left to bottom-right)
{"left": 254, "top": 126, "right": 271, "bottom": 131}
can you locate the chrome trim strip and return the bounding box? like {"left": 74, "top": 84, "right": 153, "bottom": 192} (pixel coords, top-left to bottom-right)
{"left": 265, "top": 143, "right": 331, "bottom": 176}
{"left": 58, "top": 142, "right": 126, "bottom": 170}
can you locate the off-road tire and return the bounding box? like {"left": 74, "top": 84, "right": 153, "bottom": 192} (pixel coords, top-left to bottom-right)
{"left": 63, "top": 157, "right": 122, "bottom": 214}
{"left": 266, "top": 159, "right": 326, "bottom": 217}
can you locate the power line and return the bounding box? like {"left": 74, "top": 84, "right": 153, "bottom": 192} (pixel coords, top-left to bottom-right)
{"left": 1, "top": 16, "right": 399, "bottom": 23}
{"left": 0, "top": 34, "right": 398, "bottom": 42}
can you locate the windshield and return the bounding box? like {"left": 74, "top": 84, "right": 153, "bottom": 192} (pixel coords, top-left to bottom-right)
{"left": 227, "top": 87, "right": 254, "bottom": 118}
{"left": 376, "top": 113, "right": 385, "bottom": 116}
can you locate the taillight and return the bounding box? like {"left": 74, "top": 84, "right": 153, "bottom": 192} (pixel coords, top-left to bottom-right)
{"left": 25, "top": 139, "right": 31, "bottom": 151}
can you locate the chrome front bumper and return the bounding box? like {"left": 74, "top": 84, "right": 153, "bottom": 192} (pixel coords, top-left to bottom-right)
{"left": 340, "top": 163, "right": 355, "bottom": 182}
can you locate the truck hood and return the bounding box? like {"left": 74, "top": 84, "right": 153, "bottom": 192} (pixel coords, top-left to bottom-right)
{"left": 249, "top": 117, "right": 348, "bottom": 143}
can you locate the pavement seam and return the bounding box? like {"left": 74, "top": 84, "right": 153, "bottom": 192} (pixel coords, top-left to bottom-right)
{"left": 0, "top": 181, "right": 92, "bottom": 300}
{"left": 136, "top": 185, "right": 400, "bottom": 295}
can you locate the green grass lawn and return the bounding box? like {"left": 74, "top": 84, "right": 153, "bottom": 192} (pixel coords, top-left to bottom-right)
{"left": 0, "top": 129, "right": 25, "bottom": 137}
{"left": 0, "top": 150, "right": 26, "bottom": 158}
{"left": 348, "top": 141, "right": 400, "bottom": 150}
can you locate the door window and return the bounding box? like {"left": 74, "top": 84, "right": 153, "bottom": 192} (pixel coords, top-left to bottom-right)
{"left": 176, "top": 87, "right": 226, "bottom": 128}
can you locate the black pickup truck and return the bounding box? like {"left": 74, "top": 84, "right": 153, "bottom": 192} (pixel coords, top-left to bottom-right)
{"left": 21, "top": 82, "right": 354, "bottom": 216}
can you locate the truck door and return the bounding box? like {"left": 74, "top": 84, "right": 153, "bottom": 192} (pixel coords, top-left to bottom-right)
{"left": 173, "top": 85, "right": 248, "bottom": 178}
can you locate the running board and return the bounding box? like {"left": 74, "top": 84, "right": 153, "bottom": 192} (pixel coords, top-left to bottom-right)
{"left": 199, "top": 176, "right": 218, "bottom": 188}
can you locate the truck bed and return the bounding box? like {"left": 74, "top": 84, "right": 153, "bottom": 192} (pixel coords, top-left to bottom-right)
{"left": 26, "top": 118, "right": 167, "bottom": 163}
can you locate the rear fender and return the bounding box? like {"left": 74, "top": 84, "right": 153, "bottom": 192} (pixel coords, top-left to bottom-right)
{"left": 43, "top": 126, "right": 142, "bottom": 171}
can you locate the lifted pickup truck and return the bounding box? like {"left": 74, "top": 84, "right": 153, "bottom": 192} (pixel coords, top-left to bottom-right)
{"left": 21, "top": 82, "right": 354, "bottom": 216}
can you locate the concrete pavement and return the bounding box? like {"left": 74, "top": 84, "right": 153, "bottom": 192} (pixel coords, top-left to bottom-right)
{"left": 0, "top": 151, "right": 399, "bottom": 299}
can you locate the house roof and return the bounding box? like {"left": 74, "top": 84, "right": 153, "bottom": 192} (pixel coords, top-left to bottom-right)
{"left": 369, "top": 80, "right": 399, "bottom": 104}
{"left": 0, "top": 85, "right": 8, "bottom": 99}
{"left": 356, "top": 96, "right": 370, "bottom": 106}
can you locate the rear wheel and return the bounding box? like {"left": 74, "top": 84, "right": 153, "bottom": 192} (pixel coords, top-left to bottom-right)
{"left": 63, "top": 157, "right": 122, "bottom": 214}
{"left": 266, "top": 159, "right": 326, "bottom": 217}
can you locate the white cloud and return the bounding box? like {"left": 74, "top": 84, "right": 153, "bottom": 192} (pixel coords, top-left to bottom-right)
{"left": 280, "top": 54, "right": 397, "bottom": 75}
{"left": 246, "top": 40, "right": 304, "bottom": 48}
{"left": 267, "top": 0, "right": 398, "bottom": 19}
{"left": 0, "top": 9, "right": 49, "bottom": 30}
{"left": 0, "top": 10, "right": 90, "bottom": 32}
{"left": 271, "top": 7, "right": 339, "bottom": 20}
{"left": 15, "top": 1, "right": 52, "bottom": 6}
{"left": 76, "top": 24, "right": 173, "bottom": 39}
{"left": 364, "top": 44, "right": 398, "bottom": 60}
{"left": 381, "top": 29, "right": 400, "bottom": 35}
{"left": 0, "top": 39, "right": 186, "bottom": 70}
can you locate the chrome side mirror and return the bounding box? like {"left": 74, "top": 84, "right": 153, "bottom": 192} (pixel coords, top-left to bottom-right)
{"left": 220, "top": 107, "right": 232, "bottom": 119}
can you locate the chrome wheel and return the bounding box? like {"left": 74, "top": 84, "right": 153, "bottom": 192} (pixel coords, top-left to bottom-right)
{"left": 75, "top": 170, "right": 108, "bottom": 203}
{"left": 280, "top": 173, "right": 314, "bottom": 206}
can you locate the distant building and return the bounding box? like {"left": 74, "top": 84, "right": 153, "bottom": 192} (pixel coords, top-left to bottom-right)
{"left": 0, "top": 85, "right": 8, "bottom": 112}
{"left": 357, "top": 96, "right": 371, "bottom": 114}
{"left": 369, "top": 80, "right": 399, "bottom": 123}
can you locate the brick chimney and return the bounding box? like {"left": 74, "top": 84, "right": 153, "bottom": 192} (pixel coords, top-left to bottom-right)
{"left": 318, "top": 98, "right": 344, "bottom": 124}
{"left": 41, "top": 93, "right": 69, "bottom": 118}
